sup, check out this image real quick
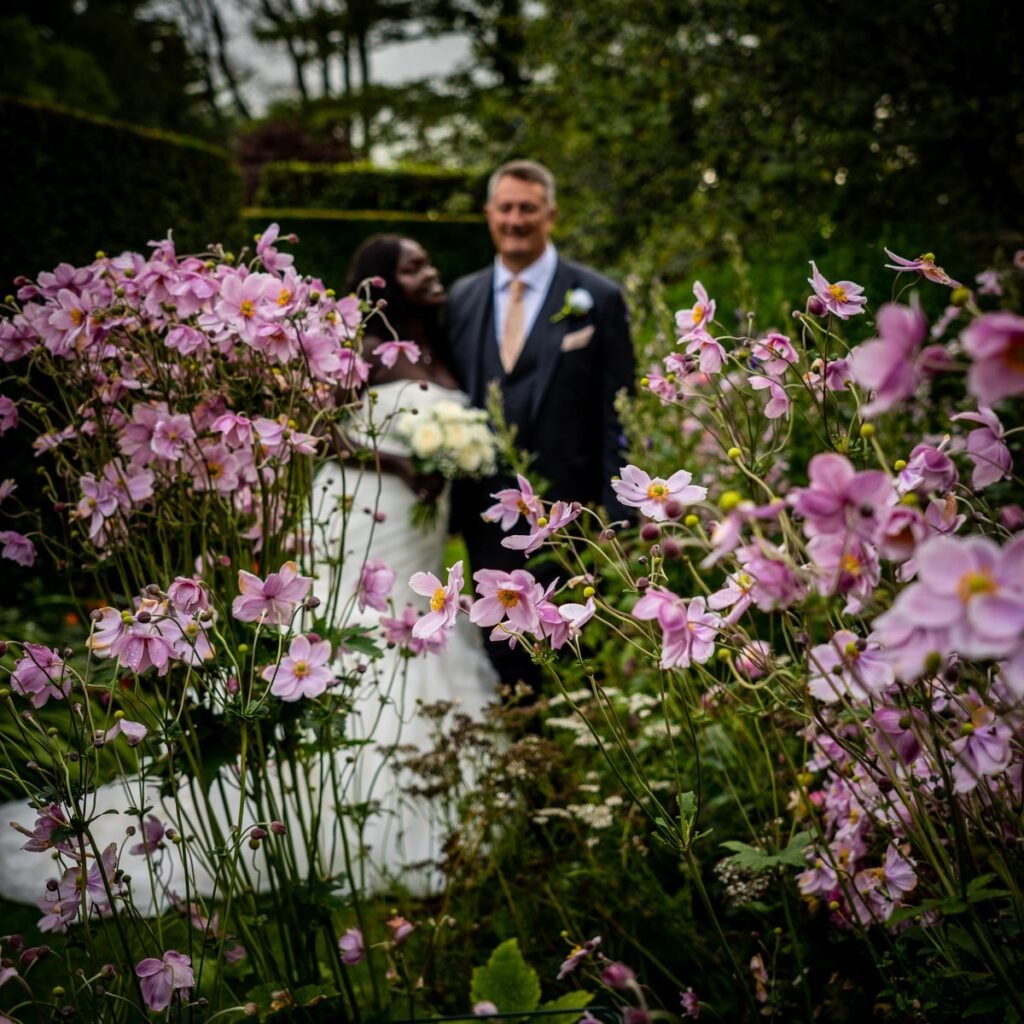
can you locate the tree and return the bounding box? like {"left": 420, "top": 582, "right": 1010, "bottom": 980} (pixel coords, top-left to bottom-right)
{"left": 0, "top": 0, "right": 222, "bottom": 135}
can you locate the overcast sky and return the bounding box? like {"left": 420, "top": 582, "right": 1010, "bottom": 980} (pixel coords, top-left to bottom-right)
{"left": 218, "top": 2, "right": 472, "bottom": 114}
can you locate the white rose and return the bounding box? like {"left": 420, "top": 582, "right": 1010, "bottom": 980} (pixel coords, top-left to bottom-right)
{"left": 411, "top": 421, "right": 444, "bottom": 458}
{"left": 567, "top": 288, "right": 594, "bottom": 315}
{"left": 456, "top": 443, "right": 484, "bottom": 474}
{"left": 443, "top": 422, "right": 469, "bottom": 451}
{"left": 432, "top": 400, "right": 465, "bottom": 422}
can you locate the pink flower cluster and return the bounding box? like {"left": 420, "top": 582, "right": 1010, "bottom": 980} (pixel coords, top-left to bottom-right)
{"left": 87, "top": 577, "right": 217, "bottom": 677}
{"left": 0, "top": 228, "right": 369, "bottom": 562}
{"left": 400, "top": 553, "right": 596, "bottom": 657}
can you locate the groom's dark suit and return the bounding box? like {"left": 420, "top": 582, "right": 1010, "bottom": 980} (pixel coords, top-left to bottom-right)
{"left": 447, "top": 254, "right": 635, "bottom": 686}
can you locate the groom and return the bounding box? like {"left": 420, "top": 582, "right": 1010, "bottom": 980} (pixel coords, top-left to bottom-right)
{"left": 447, "top": 159, "right": 635, "bottom": 689}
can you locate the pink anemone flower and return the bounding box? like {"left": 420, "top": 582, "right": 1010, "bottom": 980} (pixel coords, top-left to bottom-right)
{"left": 409, "top": 561, "right": 464, "bottom": 641}
{"left": 232, "top": 561, "right": 312, "bottom": 625}
{"left": 951, "top": 406, "right": 1012, "bottom": 489}
{"left": 135, "top": 950, "right": 195, "bottom": 1012}
{"left": 262, "top": 634, "right": 334, "bottom": 701}
{"left": 883, "top": 248, "right": 960, "bottom": 287}
{"left": 961, "top": 311, "right": 1024, "bottom": 405}
{"left": 611, "top": 464, "right": 707, "bottom": 522}
{"left": 808, "top": 261, "right": 867, "bottom": 318}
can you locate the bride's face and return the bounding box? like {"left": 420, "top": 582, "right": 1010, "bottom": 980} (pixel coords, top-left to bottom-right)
{"left": 395, "top": 240, "right": 446, "bottom": 307}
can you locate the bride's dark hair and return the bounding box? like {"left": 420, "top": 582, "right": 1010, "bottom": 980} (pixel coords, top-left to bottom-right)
{"left": 344, "top": 235, "right": 448, "bottom": 362}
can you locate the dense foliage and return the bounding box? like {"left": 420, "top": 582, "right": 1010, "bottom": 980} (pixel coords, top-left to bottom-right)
{"left": 255, "top": 161, "right": 483, "bottom": 215}
{"left": 0, "top": 0, "right": 219, "bottom": 135}
{"left": 0, "top": 98, "right": 244, "bottom": 290}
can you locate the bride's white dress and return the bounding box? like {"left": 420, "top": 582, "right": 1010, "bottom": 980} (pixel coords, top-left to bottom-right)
{"left": 0, "top": 380, "right": 496, "bottom": 916}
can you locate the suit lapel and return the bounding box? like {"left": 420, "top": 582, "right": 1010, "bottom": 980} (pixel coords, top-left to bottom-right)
{"left": 461, "top": 270, "right": 494, "bottom": 406}
{"left": 523, "top": 260, "right": 574, "bottom": 423}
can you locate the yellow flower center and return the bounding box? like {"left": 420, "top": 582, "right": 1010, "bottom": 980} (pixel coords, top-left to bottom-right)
{"left": 277, "top": 289, "right": 292, "bottom": 306}
{"left": 516, "top": 499, "right": 530, "bottom": 513}
{"left": 827, "top": 283, "right": 848, "bottom": 303}
{"left": 239, "top": 299, "right": 255, "bottom": 318}
{"left": 692, "top": 305, "right": 705, "bottom": 325}
{"left": 70, "top": 308, "right": 85, "bottom": 326}
{"left": 497, "top": 589, "right": 519, "bottom": 608}
{"left": 293, "top": 660, "right": 309, "bottom": 678}
{"left": 957, "top": 569, "right": 996, "bottom": 604}
{"left": 841, "top": 553, "right": 861, "bottom": 575}
{"left": 208, "top": 461, "right": 223, "bottom": 480}
{"left": 646, "top": 482, "right": 668, "bottom": 502}
{"left": 430, "top": 587, "right": 446, "bottom": 612}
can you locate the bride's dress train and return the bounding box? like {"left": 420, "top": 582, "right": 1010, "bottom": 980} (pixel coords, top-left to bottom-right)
{"left": 0, "top": 380, "right": 497, "bottom": 915}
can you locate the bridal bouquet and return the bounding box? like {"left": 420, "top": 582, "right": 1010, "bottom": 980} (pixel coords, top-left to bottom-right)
{"left": 395, "top": 399, "right": 498, "bottom": 528}
{"left": 395, "top": 399, "right": 498, "bottom": 480}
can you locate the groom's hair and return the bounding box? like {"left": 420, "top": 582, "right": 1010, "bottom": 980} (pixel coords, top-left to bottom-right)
{"left": 487, "top": 160, "right": 556, "bottom": 206}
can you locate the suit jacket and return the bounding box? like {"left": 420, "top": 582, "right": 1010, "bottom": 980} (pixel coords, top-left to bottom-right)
{"left": 447, "top": 256, "right": 635, "bottom": 576}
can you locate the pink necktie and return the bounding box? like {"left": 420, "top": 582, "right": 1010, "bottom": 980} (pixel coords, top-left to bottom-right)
{"left": 500, "top": 279, "right": 527, "bottom": 373}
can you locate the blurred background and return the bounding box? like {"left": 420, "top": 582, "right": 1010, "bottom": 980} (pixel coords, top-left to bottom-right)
{"left": 1, "top": 0, "right": 1022, "bottom": 305}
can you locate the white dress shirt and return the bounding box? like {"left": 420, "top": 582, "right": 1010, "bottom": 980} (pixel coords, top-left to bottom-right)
{"left": 492, "top": 244, "right": 559, "bottom": 348}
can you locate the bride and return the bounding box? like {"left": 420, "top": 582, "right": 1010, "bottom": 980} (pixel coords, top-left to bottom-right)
{"left": 309, "top": 234, "right": 498, "bottom": 893}
{"left": 0, "top": 237, "right": 497, "bottom": 917}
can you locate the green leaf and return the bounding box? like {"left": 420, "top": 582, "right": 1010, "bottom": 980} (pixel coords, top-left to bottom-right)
{"left": 720, "top": 831, "right": 812, "bottom": 874}
{"left": 776, "top": 831, "right": 813, "bottom": 867}
{"left": 470, "top": 939, "right": 542, "bottom": 1015}
{"left": 336, "top": 626, "right": 383, "bottom": 658}
{"left": 539, "top": 990, "right": 593, "bottom": 1024}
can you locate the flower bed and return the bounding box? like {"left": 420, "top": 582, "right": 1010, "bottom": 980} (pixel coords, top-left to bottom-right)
{"left": 1, "top": 232, "right": 1022, "bottom": 1021}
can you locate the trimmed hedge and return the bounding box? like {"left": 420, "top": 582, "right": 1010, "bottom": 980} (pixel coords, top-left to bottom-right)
{"left": 0, "top": 96, "right": 244, "bottom": 287}
{"left": 255, "top": 162, "right": 486, "bottom": 216}
{"left": 243, "top": 208, "right": 494, "bottom": 292}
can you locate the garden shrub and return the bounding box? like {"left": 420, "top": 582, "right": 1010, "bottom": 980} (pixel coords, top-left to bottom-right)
{"left": 255, "top": 161, "right": 485, "bottom": 216}
{"left": 242, "top": 207, "right": 494, "bottom": 291}
{"left": 0, "top": 96, "right": 244, "bottom": 288}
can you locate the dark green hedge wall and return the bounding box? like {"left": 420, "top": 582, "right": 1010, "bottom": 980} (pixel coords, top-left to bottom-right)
{"left": 243, "top": 208, "right": 493, "bottom": 292}
{"left": 255, "top": 162, "right": 486, "bottom": 216}
{"left": 0, "top": 96, "right": 244, "bottom": 287}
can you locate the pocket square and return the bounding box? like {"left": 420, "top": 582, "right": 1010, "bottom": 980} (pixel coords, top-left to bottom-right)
{"left": 560, "top": 325, "right": 595, "bottom": 352}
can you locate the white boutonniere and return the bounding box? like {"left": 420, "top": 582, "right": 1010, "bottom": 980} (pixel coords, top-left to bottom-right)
{"left": 551, "top": 287, "right": 594, "bottom": 323}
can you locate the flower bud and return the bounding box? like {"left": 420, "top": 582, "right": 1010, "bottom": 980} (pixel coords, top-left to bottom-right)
{"left": 270, "top": 820, "right": 287, "bottom": 835}
{"left": 806, "top": 295, "right": 827, "bottom": 317}
{"left": 950, "top": 286, "right": 971, "bottom": 306}
{"left": 601, "top": 960, "right": 636, "bottom": 989}
{"left": 661, "top": 538, "right": 682, "bottom": 560}
{"left": 663, "top": 499, "right": 683, "bottom": 520}
{"left": 719, "top": 490, "right": 742, "bottom": 512}
{"left": 640, "top": 523, "right": 660, "bottom": 542}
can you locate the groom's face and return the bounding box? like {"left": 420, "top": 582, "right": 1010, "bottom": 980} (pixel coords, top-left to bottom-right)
{"left": 485, "top": 175, "right": 557, "bottom": 272}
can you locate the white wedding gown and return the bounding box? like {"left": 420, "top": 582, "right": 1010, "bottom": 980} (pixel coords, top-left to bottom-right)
{"left": 0, "top": 380, "right": 497, "bottom": 917}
